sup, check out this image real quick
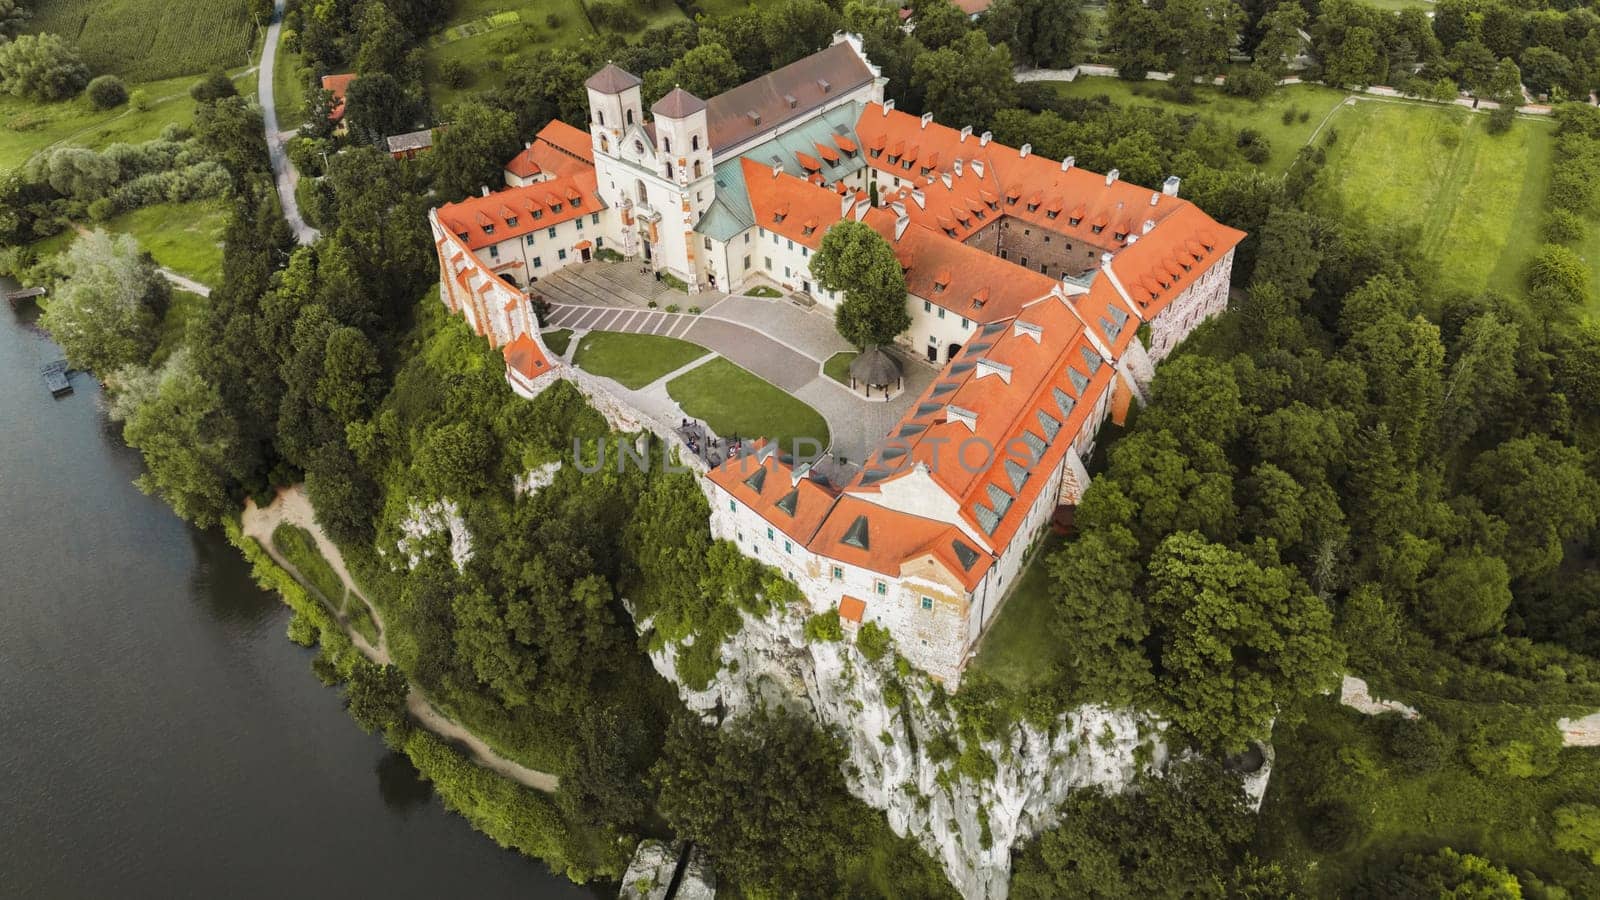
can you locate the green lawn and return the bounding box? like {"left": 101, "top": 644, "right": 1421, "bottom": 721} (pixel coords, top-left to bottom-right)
{"left": 0, "top": 67, "right": 256, "bottom": 171}
{"left": 823, "top": 351, "right": 856, "bottom": 385}
{"left": 272, "top": 522, "right": 347, "bottom": 608}
{"left": 28, "top": 0, "right": 256, "bottom": 82}
{"left": 1311, "top": 100, "right": 1558, "bottom": 299}
{"left": 542, "top": 328, "right": 572, "bottom": 356}
{"left": 423, "top": 0, "right": 604, "bottom": 109}
{"left": 154, "top": 289, "right": 205, "bottom": 365}
{"left": 1047, "top": 79, "right": 1348, "bottom": 175}
{"left": 667, "top": 357, "right": 831, "bottom": 458}
{"left": 25, "top": 199, "right": 230, "bottom": 287}
{"left": 969, "top": 534, "right": 1065, "bottom": 693}
{"left": 572, "top": 331, "right": 708, "bottom": 389}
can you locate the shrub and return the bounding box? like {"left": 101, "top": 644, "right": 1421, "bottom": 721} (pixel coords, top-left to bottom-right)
{"left": 665, "top": 303, "right": 680, "bottom": 313}
{"left": 857, "top": 621, "right": 891, "bottom": 661}
{"left": 588, "top": 1, "right": 643, "bottom": 31}
{"left": 675, "top": 635, "right": 723, "bottom": 689}
{"left": 804, "top": 609, "right": 844, "bottom": 642}
{"left": 87, "top": 74, "right": 128, "bottom": 109}
{"left": 87, "top": 196, "right": 116, "bottom": 221}
{"left": 1281, "top": 106, "right": 1298, "bottom": 126}
{"left": 1543, "top": 208, "right": 1586, "bottom": 244}
{"left": 647, "top": 300, "right": 658, "bottom": 308}
{"left": 1303, "top": 800, "right": 1361, "bottom": 851}
{"left": 440, "top": 60, "right": 471, "bottom": 89}
{"left": 0, "top": 32, "right": 90, "bottom": 101}
{"left": 687, "top": 306, "right": 700, "bottom": 314}
{"left": 1224, "top": 67, "right": 1275, "bottom": 100}
{"left": 1379, "top": 715, "right": 1451, "bottom": 775}
{"left": 1527, "top": 244, "right": 1591, "bottom": 309}
{"left": 595, "top": 247, "right": 623, "bottom": 262}
{"left": 1298, "top": 109, "right": 1310, "bottom": 123}
{"left": 189, "top": 68, "right": 236, "bottom": 103}
{"left": 129, "top": 89, "right": 150, "bottom": 111}
{"left": 1553, "top": 803, "right": 1600, "bottom": 864}
{"left": 546, "top": 12, "right": 564, "bottom": 28}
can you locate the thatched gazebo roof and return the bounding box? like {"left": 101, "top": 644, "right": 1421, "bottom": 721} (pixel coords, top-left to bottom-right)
{"left": 848, "top": 346, "right": 901, "bottom": 386}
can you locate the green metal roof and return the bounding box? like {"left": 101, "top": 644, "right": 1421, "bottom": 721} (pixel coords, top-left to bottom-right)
{"left": 694, "top": 101, "right": 865, "bottom": 243}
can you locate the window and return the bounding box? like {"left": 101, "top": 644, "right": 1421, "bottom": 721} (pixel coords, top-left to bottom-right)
{"left": 591, "top": 213, "right": 599, "bottom": 225}
{"left": 551, "top": 202, "right": 562, "bottom": 213}
{"left": 921, "top": 596, "right": 933, "bottom": 610}
{"left": 1091, "top": 224, "right": 1104, "bottom": 234}
{"left": 1069, "top": 216, "right": 1081, "bottom": 227}
{"left": 744, "top": 255, "right": 751, "bottom": 270}
{"left": 666, "top": 163, "right": 674, "bottom": 178}
{"left": 532, "top": 209, "right": 543, "bottom": 220}
{"left": 832, "top": 566, "right": 843, "bottom": 580}
{"left": 960, "top": 317, "right": 969, "bottom": 329}
{"left": 923, "top": 300, "right": 931, "bottom": 312}
{"left": 634, "top": 140, "right": 643, "bottom": 154}
{"left": 482, "top": 224, "right": 495, "bottom": 235}
{"left": 506, "top": 216, "right": 517, "bottom": 227}
{"left": 937, "top": 307, "right": 945, "bottom": 319}
{"left": 802, "top": 247, "right": 809, "bottom": 257}
{"left": 875, "top": 581, "right": 887, "bottom": 596}
{"left": 704, "top": 236, "right": 712, "bottom": 250}
{"left": 728, "top": 500, "right": 735, "bottom": 512}
{"left": 626, "top": 109, "right": 634, "bottom": 126}
{"left": 488, "top": 245, "right": 499, "bottom": 260}
{"left": 597, "top": 110, "right": 605, "bottom": 126}
{"left": 764, "top": 257, "right": 772, "bottom": 270}
{"left": 766, "top": 527, "right": 774, "bottom": 540}
{"left": 525, "top": 234, "right": 536, "bottom": 246}
{"left": 575, "top": 217, "right": 583, "bottom": 230}
{"left": 558, "top": 249, "right": 567, "bottom": 261}
{"left": 532, "top": 256, "right": 543, "bottom": 268}
{"left": 596, "top": 237, "right": 603, "bottom": 249}
{"left": 1020, "top": 257, "right": 1028, "bottom": 268}
{"left": 784, "top": 540, "right": 792, "bottom": 553}
{"left": 692, "top": 134, "right": 700, "bottom": 151}
{"left": 663, "top": 137, "right": 671, "bottom": 153}
{"left": 786, "top": 239, "right": 794, "bottom": 251}
{"left": 547, "top": 227, "right": 556, "bottom": 239}
{"left": 744, "top": 232, "right": 751, "bottom": 244}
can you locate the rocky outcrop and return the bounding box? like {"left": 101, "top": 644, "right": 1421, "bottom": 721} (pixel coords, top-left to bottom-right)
{"left": 640, "top": 603, "right": 1190, "bottom": 900}
{"left": 395, "top": 499, "right": 473, "bottom": 571}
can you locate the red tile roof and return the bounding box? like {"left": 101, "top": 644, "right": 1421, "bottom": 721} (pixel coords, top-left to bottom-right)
{"left": 740, "top": 158, "right": 895, "bottom": 250}
{"left": 505, "top": 120, "right": 595, "bottom": 180}
{"left": 839, "top": 595, "right": 866, "bottom": 623}
{"left": 436, "top": 172, "right": 604, "bottom": 251}
{"left": 503, "top": 333, "right": 551, "bottom": 379}
{"left": 322, "top": 73, "right": 356, "bottom": 122}
{"left": 875, "top": 221, "right": 1058, "bottom": 324}
{"left": 706, "top": 444, "right": 838, "bottom": 544}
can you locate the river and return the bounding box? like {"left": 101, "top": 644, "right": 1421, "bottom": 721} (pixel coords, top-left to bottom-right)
{"left": 0, "top": 290, "right": 592, "bottom": 897}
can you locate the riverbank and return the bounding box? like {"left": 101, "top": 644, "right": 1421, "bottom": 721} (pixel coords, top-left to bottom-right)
{"left": 240, "top": 484, "right": 559, "bottom": 794}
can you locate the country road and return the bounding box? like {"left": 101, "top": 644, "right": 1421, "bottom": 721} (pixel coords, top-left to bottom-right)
{"left": 258, "top": 0, "right": 319, "bottom": 245}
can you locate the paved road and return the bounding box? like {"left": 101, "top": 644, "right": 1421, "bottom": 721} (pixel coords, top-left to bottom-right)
{"left": 258, "top": 0, "right": 319, "bottom": 245}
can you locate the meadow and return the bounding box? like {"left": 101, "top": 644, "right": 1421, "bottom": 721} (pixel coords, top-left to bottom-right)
{"left": 28, "top": 0, "right": 257, "bottom": 83}
{"left": 1309, "top": 100, "right": 1561, "bottom": 299}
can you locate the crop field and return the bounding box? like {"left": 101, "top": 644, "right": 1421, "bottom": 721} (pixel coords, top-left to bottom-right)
{"left": 1310, "top": 100, "right": 1559, "bottom": 299}
{"left": 28, "top": 0, "right": 256, "bottom": 82}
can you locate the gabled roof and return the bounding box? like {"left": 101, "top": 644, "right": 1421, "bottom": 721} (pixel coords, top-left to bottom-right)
{"left": 874, "top": 220, "right": 1057, "bottom": 324}
{"left": 386, "top": 128, "right": 434, "bottom": 152}
{"left": 740, "top": 157, "right": 895, "bottom": 250}
{"left": 705, "top": 445, "right": 837, "bottom": 543}
{"left": 503, "top": 333, "right": 551, "bottom": 379}
{"left": 435, "top": 172, "right": 605, "bottom": 251}
{"left": 705, "top": 41, "right": 874, "bottom": 155}
{"left": 586, "top": 63, "right": 641, "bottom": 94}
{"left": 652, "top": 87, "right": 707, "bottom": 119}
{"left": 505, "top": 120, "right": 595, "bottom": 180}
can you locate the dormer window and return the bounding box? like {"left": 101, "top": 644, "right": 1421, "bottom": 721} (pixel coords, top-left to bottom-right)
{"left": 505, "top": 216, "right": 517, "bottom": 227}
{"left": 1114, "top": 230, "right": 1127, "bottom": 241}
{"left": 551, "top": 202, "right": 563, "bottom": 213}
{"left": 532, "top": 209, "right": 543, "bottom": 219}
{"left": 1026, "top": 202, "right": 1039, "bottom": 212}
{"left": 886, "top": 153, "right": 899, "bottom": 164}
{"left": 1045, "top": 209, "right": 1059, "bottom": 220}
{"left": 870, "top": 147, "right": 883, "bottom": 159}
{"left": 1091, "top": 224, "right": 1104, "bottom": 234}
{"left": 571, "top": 195, "right": 583, "bottom": 207}
{"left": 1069, "top": 216, "right": 1081, "bottom": 226}
{"left": 482, "top": 224, "right": 495, "bottom": 235}
{"left": 456, "top": 231, "right": 468, "bottom": 241}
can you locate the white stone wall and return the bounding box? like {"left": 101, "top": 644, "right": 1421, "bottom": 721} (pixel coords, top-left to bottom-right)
{"left": 1148, "top": 247, "right": 1233, "bottom": 363}
{"left": 475, "top": 210, "right": 611, "bottom": 288}
{"left": 905, "top": 294, "right": 983, "bottom": 362}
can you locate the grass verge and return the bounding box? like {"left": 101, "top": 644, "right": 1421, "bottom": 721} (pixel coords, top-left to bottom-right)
{"left": 667, "top": 357, "right": 831, "bottom": 456}
{"left": 272, "top": 522, "right": 347, "bottom": 608}
{"left": 823, "top": 351, "right": 857, "bottom": 385}
{"left": 571, "top": 330, "right": 707, "bottom": 389}
{"left": 969, "top": 533, "right": 1065, "bottom": 693}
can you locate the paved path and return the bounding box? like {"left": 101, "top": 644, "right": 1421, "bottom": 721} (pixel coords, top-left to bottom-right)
{"left": 158, "top": 268, "right": 211, "bottom": 297}
{"left": 241, "top": 485, "right": 558, "bottom": 793}
{"left": 258, "top": 0, "right": 319, "bottom": 245}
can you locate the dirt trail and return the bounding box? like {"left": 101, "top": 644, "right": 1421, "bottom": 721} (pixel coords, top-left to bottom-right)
{"left": 241, "top": 485, "right": 559, "bottom": 793}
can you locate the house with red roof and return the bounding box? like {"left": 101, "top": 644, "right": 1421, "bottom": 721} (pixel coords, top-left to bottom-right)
{"left": 424, "top": 37, "right": 1245, "bottom": 684}
{"left": 321, "top": 73, "right": 355, "bottom": 133}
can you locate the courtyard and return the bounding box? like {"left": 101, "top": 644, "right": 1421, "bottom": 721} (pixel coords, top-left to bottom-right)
{"left": 536, "top": 261, "right": 935, "bottom": 467}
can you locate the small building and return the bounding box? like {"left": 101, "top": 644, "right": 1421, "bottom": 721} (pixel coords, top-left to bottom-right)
{"left": 386, "top": 128, "right": 434, "bottom": 160}
{"left": 321, "top": 73, "right": 356, "bottom": 133}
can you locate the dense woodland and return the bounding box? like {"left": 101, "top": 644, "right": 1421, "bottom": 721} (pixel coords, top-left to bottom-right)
{"left": 5, "top": 0, "right": 1600, "bottom": 896}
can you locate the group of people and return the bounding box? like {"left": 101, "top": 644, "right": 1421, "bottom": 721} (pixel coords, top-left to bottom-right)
{"left": 679, "top": 418, "right": 745, "bottom": 465}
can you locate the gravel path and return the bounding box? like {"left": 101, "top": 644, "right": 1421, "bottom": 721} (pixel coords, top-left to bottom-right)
{"left": 258, "top": 0, "right": 319, "bottom": 245}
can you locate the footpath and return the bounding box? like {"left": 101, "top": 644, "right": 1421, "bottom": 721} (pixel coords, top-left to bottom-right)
{"left": 241, "top": 484, "right": 559, "bottom": 792}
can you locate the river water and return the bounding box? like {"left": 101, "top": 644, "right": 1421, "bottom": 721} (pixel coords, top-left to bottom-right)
{"left": 0, "top": 291, "right": 590, "bottom": 897}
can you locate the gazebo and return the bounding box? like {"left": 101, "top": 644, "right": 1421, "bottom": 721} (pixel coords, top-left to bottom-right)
{"left": 848, "top": 346, "right": 902, "bottom": 398}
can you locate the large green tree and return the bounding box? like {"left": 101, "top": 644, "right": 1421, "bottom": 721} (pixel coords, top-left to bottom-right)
{"left": 0, "top": 32, "right": 89, "bottom": 101}
{"left": 427, "top": 101, "right": 520, "bottom": 202}
{"left": 912, "top": 30, "right": 1018, "bottom": 129}
{"left": 110, "top": 350, "right": 239, "bottom": 528}
{"left": 41, "top": 230, "right": 168, "bottom": 375}
{"left": 811, "top": 220, "right": 911, "bottom": 349}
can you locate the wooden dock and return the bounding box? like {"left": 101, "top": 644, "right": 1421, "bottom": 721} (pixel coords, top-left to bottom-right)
{"left": 6, "top": 286, "right": 46, "bottom": 307}
{"left": 41, "top": 360, "right": 71, "bottom": 396}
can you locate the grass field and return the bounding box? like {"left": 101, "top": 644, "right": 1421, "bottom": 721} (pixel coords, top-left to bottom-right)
{"left": 28, "top": 0, "right": 256, "bottom": 83}
{"left": 1046, "top": 78, "right": 1348, "bottom": 175}
{"left": 271, "top": 35, "right": 312, "bottom": 131}
{"left": 667, "top": 357, "right": 831, "bottom": 456}
{"left": 542, "top": 328, "right": 572, "bottom": 356}
{"left": 0, "top": 67, "right": 255, "bottom": 171}
{"left": 272, "top": 522, "right": 347, "bottom": 608}
{"left": 154, "top": 289, "right": 205, "bottom": 365}
{"left": 823, "top": 351, "right": 856, "bottom": 385}
{"left": 1311, "top": 100, "right": 1559, "bottom": 298}
{"left": 969, "top": 535, "right": 1064, "bottom": 693}
{"left": 27, "top": 199, "right": 230, "bottom": 287}
{"left": 571, "top": 331, "right": 708, "bottom": 388}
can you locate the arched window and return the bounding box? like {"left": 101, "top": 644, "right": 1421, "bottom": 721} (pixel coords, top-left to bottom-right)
{"left": 625, "top": 109, "right": 634, "bottom": 126}
{"left": 663, "top": 137, "right": 671, "bottom": 154}
{"left": 692, "top": 160, "right": 703, "bottom": 178}
{"left": 666, "top": 162, "right": 675, "bottom": 179}
{"left": 635, "top": 180, "right": 648, "bottom": 205}
{"left": 691, "top": 134, "right": 700, "bottom": 151}
{"left": 597, "top": 110, "right": 605, "bottom": 127}
{"left": 600, "top": 134, "right": 610, "bottom": 153}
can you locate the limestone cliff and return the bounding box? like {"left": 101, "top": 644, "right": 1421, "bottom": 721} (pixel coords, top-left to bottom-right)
{"left": 639, "top": 603, "right": 1183, "bottom": 900}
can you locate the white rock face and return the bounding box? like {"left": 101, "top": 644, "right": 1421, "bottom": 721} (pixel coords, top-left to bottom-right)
{"left": 641, "top": 603, "right": 1182, "bottom": 900}
{"left": 1559, "top": 711, "right": 1600, "bottom": 747}
{"left": 514, "top": 460, "right": 562, "bottom": 496}
{"left": 395, "top": 499, "right": 473, "bottom": 572}
{"left": 1338, "top": 675, "right": 1420, "bottom": 719}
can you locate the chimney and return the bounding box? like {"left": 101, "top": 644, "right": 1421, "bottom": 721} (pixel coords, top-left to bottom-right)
{"left": 971, "top": 159, "right": 984, "bottom": 178}
{"left": 524, "top": 141, "right": 532, "bottom": 150}
{"left": 747, "top": 110, "right": 761, "bottom": 126}
{"left": 481, "top": 185, "right": 490, "bottom": 197}
{"left": 1162, "top": 175, "right": 1181, "bottom": 197}
{"left": 816, "top": 78, "right": 831, "bottom": 93}
{"left": 784, "top": 93, "right": 798, "bottom": 109}
{"left": 883, "top": 99, "right": 896, "bottom": 116}
{"left": 953, "top": 158, "right": 963, "bottom": 177}
{"left": 1100, "top": 251, "right": 1113, "bottom": 269}
{"left": 854, "top": 199, "right": 871, "bottom": 221}
{"left": 920, "top": 111, "right": 934, "bottom": 129}
{"left": 1143, "top": 218, "right": 1156, "bottom": 235}
{"left": 1105, "top": 168, "right": 1119, "bottom": 185}
{"left": 1019, "top": 143, "right": 1031, "bottom": 158}
{"left": 1062, "top": 155, "right": 1074, "bottom": 171}
{"left": 894, "top": 214, "right": 910, "bottom": 241}
{"left": 979, "top": 130, "right": 992, "bottom": 147}
{"left": 959, "top": 125, "right": 972, "bottom": 143}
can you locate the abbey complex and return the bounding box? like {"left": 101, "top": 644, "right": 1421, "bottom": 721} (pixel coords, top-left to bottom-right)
{"left": 429, "top": 35, "right": 1243, "bottom": 684}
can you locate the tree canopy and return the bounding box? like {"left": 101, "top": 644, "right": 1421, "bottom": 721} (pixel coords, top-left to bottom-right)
{"left": 812, "top": 220, "right": 911, "bottom": 349}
